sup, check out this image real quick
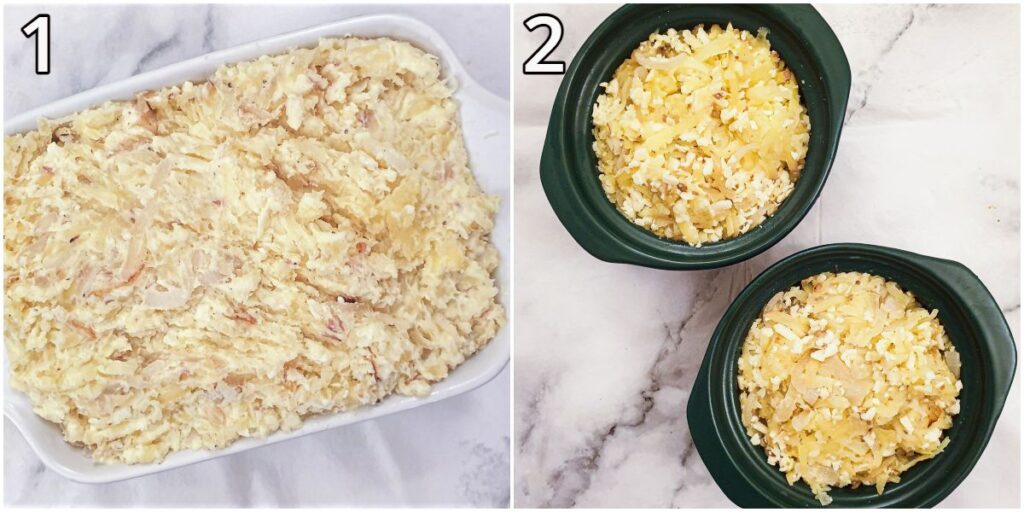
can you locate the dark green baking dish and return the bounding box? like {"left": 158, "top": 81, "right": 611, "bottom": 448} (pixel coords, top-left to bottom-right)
{"left": 540, "top": 4, "right": 851, "bottom": 269}
{"left": 687, "top": 243, "right": 1017, "bottom": 507}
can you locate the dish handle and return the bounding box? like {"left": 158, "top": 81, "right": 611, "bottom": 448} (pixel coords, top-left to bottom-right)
{"left": 686, "top": 363, "right": 773, "bottom": 508}
{"left": 916, "top": 254, "right": 1018, "bottom": 408}
{"left": 539, "top": 134, "right": 627, "bottom": 264}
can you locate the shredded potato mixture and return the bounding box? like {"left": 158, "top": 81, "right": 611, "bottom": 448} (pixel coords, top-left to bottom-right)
{"left": 592, "top": 24, "right": 810, "bottom": 245}
{"left": 4, "top": 37, "right": 504, "bottom": 464}
{"left": 738, "top": 272, "right": 961, "bottom": 505}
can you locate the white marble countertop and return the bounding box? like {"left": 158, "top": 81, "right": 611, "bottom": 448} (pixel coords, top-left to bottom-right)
{"left": 3, "top": 4, "right": 510, "bottom": 507}
{"left": 513, "top": 4, "right": 1020, "bottom": 508}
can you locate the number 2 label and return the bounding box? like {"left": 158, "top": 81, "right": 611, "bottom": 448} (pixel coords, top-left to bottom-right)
{"left": 523, "top": 14, "right": 566, "bottom": 75}
{"left": 21, "top": 14, "right": 51, "bottom": 75}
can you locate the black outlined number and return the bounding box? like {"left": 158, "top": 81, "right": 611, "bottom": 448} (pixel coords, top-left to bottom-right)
{"left": 21, "top": 14, "right": 51, "bottom": 75}
{"left": 523, "top": 14, "right": 565, "bottom": 75}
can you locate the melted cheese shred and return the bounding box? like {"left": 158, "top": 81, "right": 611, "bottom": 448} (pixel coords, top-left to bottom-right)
{"left": 4, "top": 37, "right": 504, "bottom": 464}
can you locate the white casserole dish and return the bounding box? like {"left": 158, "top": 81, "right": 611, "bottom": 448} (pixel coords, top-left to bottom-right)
{"left": 3, "top": 14, "right": 510, "bottom": 484}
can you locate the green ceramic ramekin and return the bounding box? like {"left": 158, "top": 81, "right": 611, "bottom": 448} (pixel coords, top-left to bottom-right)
{"left": 687, "top": 244, "right": 1017, "bottom": 507}
{"left": 540, "top": 4, "right": 851, "bottom": 269}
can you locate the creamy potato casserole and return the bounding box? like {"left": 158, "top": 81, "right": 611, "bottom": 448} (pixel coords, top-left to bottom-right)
{"left": 738, "top": 272, "right": 961, "bottom": 505}
{"left": 592, "top": 24, "right": 810, "bottom": 246}
{"left": 4, "top": 37, "right": 504, "bottom": 464}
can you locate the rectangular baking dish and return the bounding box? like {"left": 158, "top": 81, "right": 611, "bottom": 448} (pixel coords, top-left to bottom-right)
{"left": 3, "top": 14, "right": 510, "bottom": 484}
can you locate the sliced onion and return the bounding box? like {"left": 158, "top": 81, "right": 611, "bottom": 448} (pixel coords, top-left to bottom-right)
{"left": 944, "top": 349, "right": 961, "bottom": 379}
{"left": 144, "top": 287, "right": 190, "bottom": 310}
{"left": 71, "top": 264, "right": 100, "bottom": 296}
{"left": 635, "top": 52, "right": 702, "bottom": 71}
{"left": 33, "top": 212, "right": 58, "bottom": 234}
{"left": 199, "top": 270, "right": 227, "bottom": 285}
{"left": 731, "top": 143, "right": 758, "bottom": 161}
{"left": 791, "top": 410, "right": 812, "bottom": 431}
{"left": 772, "top": 387, "right": 797, "bottom": 422}
{"left": 791, "top": 359, "right": 820, "bottom": 404}
{"left": 17, "top": 237, "right": 48, "bottom": 265}
{"left": 119, "top": 235, "right": 147, "bottom": 282}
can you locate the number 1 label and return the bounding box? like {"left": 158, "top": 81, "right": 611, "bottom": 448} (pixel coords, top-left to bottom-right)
{"left": 21, "top": 14, "right": 51, "bottom": 75}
